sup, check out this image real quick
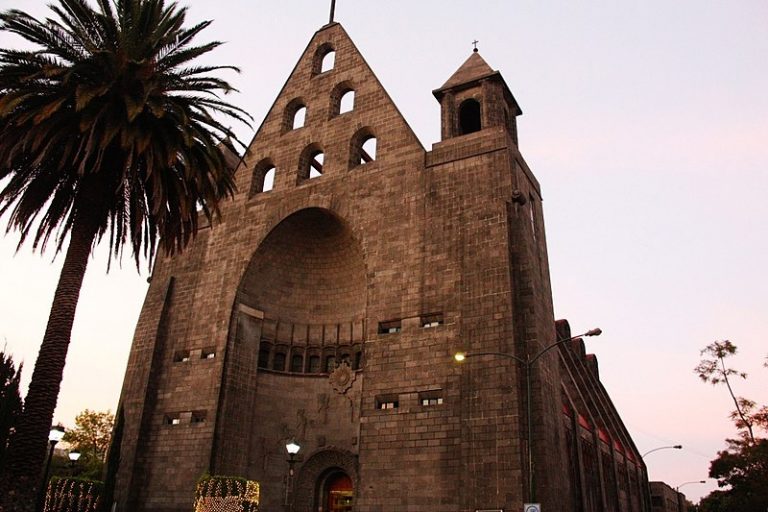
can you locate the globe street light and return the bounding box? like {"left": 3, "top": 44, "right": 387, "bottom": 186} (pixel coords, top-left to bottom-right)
{"left": 36, "top": 424, "right": 65, "bottom": 512}
{"left": 642, "top": 445, "right": 682, "bottom": 458}
{"left": 68, "top": 450, "right": 81, "bottom": 476}
{"left": 454, "top": 327, "right": 602, "bottom": 504}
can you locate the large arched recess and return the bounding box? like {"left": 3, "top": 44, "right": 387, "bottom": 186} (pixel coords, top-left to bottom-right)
{"left": 237, "top": 207, "right": 367, "bottom": 324}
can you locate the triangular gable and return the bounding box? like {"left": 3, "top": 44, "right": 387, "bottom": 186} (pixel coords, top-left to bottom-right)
{"left": 236, "top": 23, "right": 425, "bottom": 194}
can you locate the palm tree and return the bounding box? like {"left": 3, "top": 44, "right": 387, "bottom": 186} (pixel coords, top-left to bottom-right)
{"left": 0, "top": 0, "right": 250, "bottom": 507}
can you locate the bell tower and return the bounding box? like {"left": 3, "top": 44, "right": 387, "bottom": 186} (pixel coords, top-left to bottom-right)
{"left": 432, "top": 49, "right": 522, "bottom": 144}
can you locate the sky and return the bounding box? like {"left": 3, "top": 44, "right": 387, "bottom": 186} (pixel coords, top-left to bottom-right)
{"left": 1, "top": 0, "right": 767, "bottom": 504}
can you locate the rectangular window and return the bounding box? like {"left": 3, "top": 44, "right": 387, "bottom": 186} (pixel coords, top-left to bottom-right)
{"left": 201, "top": 348, "right": 216, "bottom": 360}
{"left": 376, "top": 394, "right": 399, "bottom": 410}
{"left": 165, "top": 414, "right": 182, "bottom": 426}
{"left": 173, "top": 350, "right": 190, "bottom": 363}
{"left": 421, "top": 313, "right": 444, "bottom": 328}
{"left": 191, "top": 411, "right": 207, "bottom": 424}
{"left": 378, "top": 320, "right": 402, "bottom": 334}
{"left": 419, "top": 390, "right": 443, "bottom": 406}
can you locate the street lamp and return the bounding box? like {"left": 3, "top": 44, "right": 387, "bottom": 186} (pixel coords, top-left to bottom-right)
{"left": 454, "top": 327, "right": 602, "bottom": 504}
{"left": 642, "top": 445, "right": 682, "bottom": 458}
{"left": 68, "top": 450, "right": 81, "bottom": 475}
{"left": 675, "top": 480, "right": 705, "bottom": 492}
{"left": 36, "top": 424, "right": 66, "bottom": 512}
{"left": 284, "top": 440, "right": 301, "bottom": 510}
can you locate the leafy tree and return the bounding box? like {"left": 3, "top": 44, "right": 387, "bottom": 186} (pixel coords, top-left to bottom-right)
{"left": 698, "top": 438, "right": 768, "bottom": 512}
{"left": 694, "top": 340, "right": 755, "bottom": 442}
{"left": 696, "top": 342, "right": 768, "bottom": 511}
{"left": 0, "top": 0, "right": 250, "bottom": 507}
{"left": 0, "top": 349, "right": 23, "bottom": 469}
{"left": 62, "top": 409, "right": 114, "bottom": 478}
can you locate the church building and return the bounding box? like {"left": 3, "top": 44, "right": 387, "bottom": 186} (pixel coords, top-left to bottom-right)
{"left": 114, "top": 20, "right": 649, "bottom": 512}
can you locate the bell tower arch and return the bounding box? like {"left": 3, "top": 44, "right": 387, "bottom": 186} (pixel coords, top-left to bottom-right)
{"left": 432, "top": 49, "right": 523, "bottom": 144}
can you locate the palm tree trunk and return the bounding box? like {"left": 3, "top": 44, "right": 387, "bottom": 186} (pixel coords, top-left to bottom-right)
{"left": 0, "top": 212, "right": 99, "bottom": 512}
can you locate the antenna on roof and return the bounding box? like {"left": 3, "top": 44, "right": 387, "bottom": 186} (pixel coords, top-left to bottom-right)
{"left": 329, "top": 0, "right": 336, "bottom": 24}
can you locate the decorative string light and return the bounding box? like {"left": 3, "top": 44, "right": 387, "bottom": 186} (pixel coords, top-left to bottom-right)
{"left": 194, "top": 476, "right": 260, "bottom": 512}
{"left": 43, "top": 478, "right": 103, "bottom": 512}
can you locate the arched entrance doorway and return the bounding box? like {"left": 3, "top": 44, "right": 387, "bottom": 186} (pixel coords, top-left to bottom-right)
{"left": 292, "top": 449, "right": 358, "bottom": 512}
{"left": 318, "top": 470, "right": 353, "bottom": 512}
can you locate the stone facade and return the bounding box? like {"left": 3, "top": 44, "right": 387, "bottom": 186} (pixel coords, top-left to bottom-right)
{"left": 114, "top": 22, "right": 648, "bottom": 512}
{"left": 650, "top": 482, "right": 687, "bottom": 512}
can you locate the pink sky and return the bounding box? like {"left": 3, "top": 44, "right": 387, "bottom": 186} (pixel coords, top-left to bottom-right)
{"left": 1, "top": 0, "right": 767, "bottom": 504}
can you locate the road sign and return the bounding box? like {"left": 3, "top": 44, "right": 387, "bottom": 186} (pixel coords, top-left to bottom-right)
{"left": 524, "top": 504, "right": 541, "bottom": 512}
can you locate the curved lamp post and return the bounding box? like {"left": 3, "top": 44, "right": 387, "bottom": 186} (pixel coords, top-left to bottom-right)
{"left": 642, "top": 445, "right": 682, "bottom": 458}
{"left": 454, "top": 327, "right": 602, "bottom": 504}
{"left": 675, "top": 480, "right": 705, "bottom": 492}
{"left": 36, "top": 425, "right": 65, "bottom": 512}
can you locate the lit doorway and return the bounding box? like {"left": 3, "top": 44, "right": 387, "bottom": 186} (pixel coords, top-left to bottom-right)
{"left": 319, "top": 471, "right": 353, "bottom": 512}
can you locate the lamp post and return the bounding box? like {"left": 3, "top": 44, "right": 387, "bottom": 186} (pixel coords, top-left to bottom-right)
{"left": 68, "top": 450, "right": 81, "bottom": 476}
{"left": 642, "top": 445, "right": 682, "bottom": 458}
{"left": 675, "top": 480, "right": 705, "bottom": 492}
{"left": 36, "top": 424, "right": 65, "bottom": 512}
{"left": 454, "top": 327, "right": 602, "bottom": 505}
{"left": 641, "top": 445, "right": 682, "bottom": 512}
{"left": 285, "top": 440, "right": 301, "bottom": 511}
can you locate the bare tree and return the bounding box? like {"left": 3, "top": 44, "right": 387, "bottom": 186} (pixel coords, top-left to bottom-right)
{"left": 694, "top": 340, "right": 755, "bottom": 443}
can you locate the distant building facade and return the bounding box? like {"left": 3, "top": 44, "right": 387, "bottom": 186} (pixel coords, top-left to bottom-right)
{"left": 114, "top": 22, "right": 649, "bottom": 512}
{"left": 650, "top": 481, "right": 687, "bottom": 512}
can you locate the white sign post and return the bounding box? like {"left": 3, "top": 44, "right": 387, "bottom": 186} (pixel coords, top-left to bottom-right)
{"left": 524, "top": 504, "right": 541, "bottom": 512}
